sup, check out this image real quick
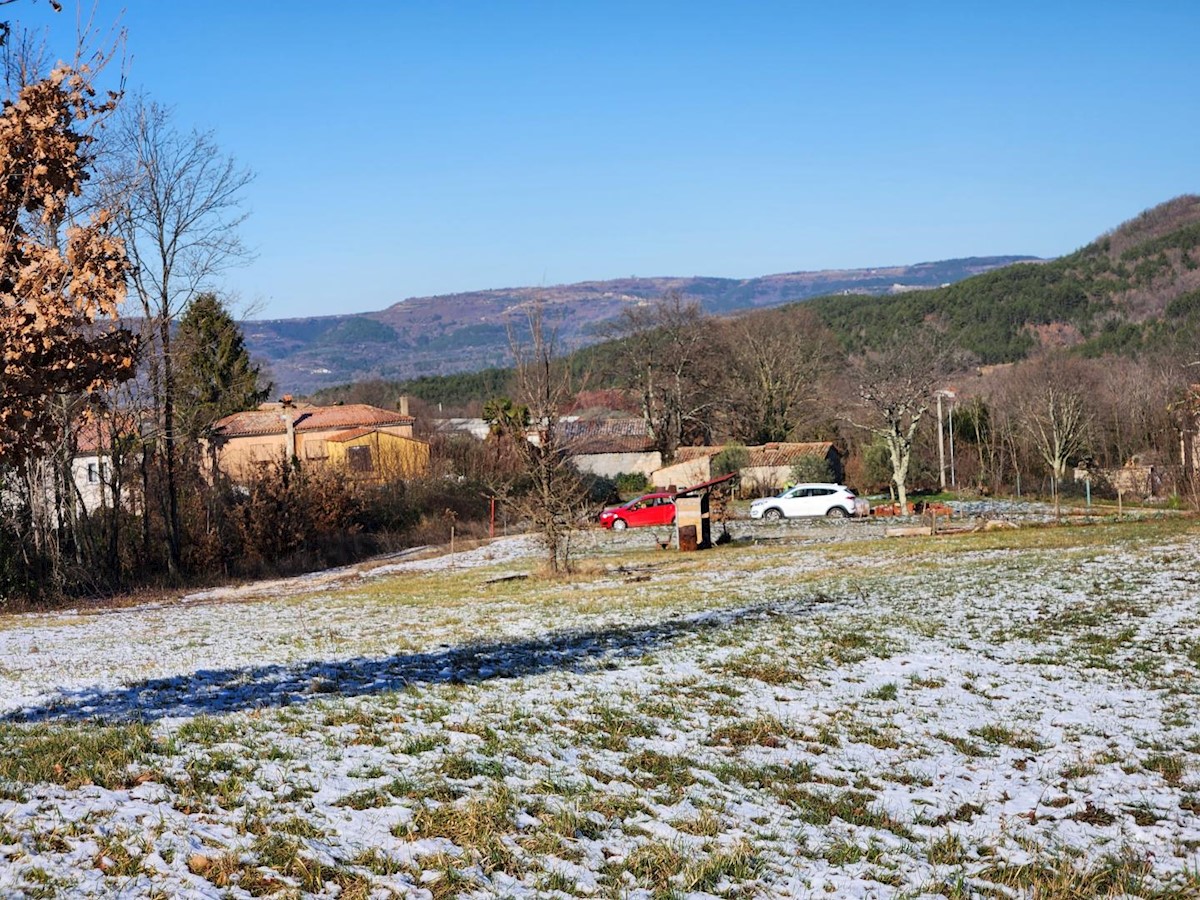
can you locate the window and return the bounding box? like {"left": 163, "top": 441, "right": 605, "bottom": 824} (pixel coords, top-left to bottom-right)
{"left": 347, "top": 445, "right": 373, "bottom": 473}
{"left": 87, "top": 462, "right": 100, "bottom": 484}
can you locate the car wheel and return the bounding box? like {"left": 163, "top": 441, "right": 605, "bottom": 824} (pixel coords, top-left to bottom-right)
{"left": 763, "top": 508, "right": 783, "bottom": 521}
{"left": 612, "top": 518, "right": 628, "bottom": 530}
{"left": 825, "top": 506, "right": 848, "bottom": 518}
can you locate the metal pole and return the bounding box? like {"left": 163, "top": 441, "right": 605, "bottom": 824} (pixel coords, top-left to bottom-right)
{"left": 936, "top": 392, "right": 946, "bottom": 491}
{"left": 948, "top": 401, "right": 956, "bottom": 489}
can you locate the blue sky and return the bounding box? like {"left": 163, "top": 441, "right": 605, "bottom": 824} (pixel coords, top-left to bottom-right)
{"left": 18, "top": 1, "right": 1200, "bottom": 319}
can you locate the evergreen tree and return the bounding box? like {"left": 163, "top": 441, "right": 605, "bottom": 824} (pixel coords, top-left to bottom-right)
{"left": 176, "top": 293, "right": 270, "bottom": 442}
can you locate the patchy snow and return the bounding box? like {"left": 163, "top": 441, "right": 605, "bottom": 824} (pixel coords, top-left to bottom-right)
{"left": 1, "top": 517, "right": 1199, "bottom": 897}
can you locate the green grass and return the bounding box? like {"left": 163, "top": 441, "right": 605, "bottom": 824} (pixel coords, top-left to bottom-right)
{"left": 970, "top": 723, "right": 1047, "bottom": 751}
{"left": 0, "top": 723, "right": 160, "bottom": 789}
{"left": 866, "top": 682, "right": 899, "bottom": 701}
{"left": 624, "top": 749, "right": 698, "bottom": 793}
{"left": 976, "top": 846, "right": 1200, "bottom": 899}
{"left": 707, "top": 714, "right": 798, "bottom": 748}
{"left": 396, "top": 786, "right": 520, "bottom": 873}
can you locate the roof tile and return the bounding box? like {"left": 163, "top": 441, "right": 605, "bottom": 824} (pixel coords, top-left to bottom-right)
{"left": 212, "top": 404, "right": 414, "bottom": 438}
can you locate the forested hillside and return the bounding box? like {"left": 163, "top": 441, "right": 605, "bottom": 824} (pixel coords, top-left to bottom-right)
{"left": 807, "top": 195, "right": 1200, "bottom": 362}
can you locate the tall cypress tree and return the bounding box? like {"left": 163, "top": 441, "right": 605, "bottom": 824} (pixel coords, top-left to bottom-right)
{"left": 175, "top": 293, "right": 271, "bottom": 443}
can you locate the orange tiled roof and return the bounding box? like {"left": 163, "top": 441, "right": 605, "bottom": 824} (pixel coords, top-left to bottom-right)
{"left": 561, "top": 418, "right": 655, "bottom": 454}
{"left": 744, "top": 442, "right": 835, "bottom": 467}
{"left": 212, "top": 404, "right": 414, "bottom": 438}
{"left": 672, "top": 446, "right": 722, "bottom": 463}
{"left": 74, "top": 414, "right": 139, "bottom": 454}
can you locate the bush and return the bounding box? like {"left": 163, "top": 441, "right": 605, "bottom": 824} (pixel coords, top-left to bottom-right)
{"left": 579, "top": 473, "right": 619, "bottom": 505}
{"left": 790, "top": 455, "right": 833, "bottom": 484}
{"left": 226, "top": 460, "right": 366, "bottom": 575}
{"left": 615, "top": 471, "right": 650, "bottom": 495}
{"left": 712, "top": 444, "right": 749, "bottom": 478}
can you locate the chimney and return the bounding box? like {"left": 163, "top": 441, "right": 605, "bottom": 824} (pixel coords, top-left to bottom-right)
{"left": 399, "top": 395, "right": 410, "bottom": 417}
{"left": 279, "top": 396, "right": 298, "bottom": 461}
{"left": 285, "top": 413, "right": 297, "bottom": 461}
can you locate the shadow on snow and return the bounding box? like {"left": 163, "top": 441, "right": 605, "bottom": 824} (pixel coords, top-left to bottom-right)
{"left": 4, "top": 593, "right": 842, "bottom": 725}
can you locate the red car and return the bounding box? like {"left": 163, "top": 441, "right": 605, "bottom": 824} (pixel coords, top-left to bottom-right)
{"left": 598, "top": 491, "right": 676, "bottom": 530}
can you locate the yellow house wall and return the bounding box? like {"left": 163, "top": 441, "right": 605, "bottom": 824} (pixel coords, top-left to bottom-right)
{"left": 211, "top": 434, "right": 290, "bottom": 481}
{"left": 326, "top": 431, "right": 430, "bottom": 478}
{"left": 211, "top": 422, "right": 422, "bottom": 482}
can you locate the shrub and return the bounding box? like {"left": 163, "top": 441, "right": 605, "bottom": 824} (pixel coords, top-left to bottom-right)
{"left": 615, "top": 471, "right": 650, "bottom": 495}
{"left": 226, "top": 460, "right": 366, "bottom": 575}
{"left": 712, "top": 444, "right": 749, "bottom": 478}
{"left": 579, "top": 473, "right": 619, "bottom": 505}
{"left": 790, "top": 455, "right": 833, "bottom": 484}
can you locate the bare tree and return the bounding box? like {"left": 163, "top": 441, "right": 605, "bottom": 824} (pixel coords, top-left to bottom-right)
{"left": 607, "top": 292, "right": 717, "bottom": 460}
{"left": 719, "top": 307, "right": 835, "bottom": 443}
{"left": 105, "top": 97, "right": 253, "bottom": 573}
{"left": 500, "top": 304, "right": 589, "bottom": 574}
{"left": 1015, "top": 355, "right": 1093, "bottom": 498}
{"left": 845, "top": 332, "right": 952, "bottom": 512}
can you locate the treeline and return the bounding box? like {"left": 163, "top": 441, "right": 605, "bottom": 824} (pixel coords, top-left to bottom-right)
{"left": 311, "top": 368, "right": 514, "bottom": 411}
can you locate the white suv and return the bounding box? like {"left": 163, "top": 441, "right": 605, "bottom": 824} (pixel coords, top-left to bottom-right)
{"left": 750, "top": 484, "right": 858, "bottom": 520}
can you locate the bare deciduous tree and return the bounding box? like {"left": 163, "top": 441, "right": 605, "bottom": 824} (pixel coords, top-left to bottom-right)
{"left": 607, "top": 292, "right": 717, "bottom": 461}
{"left": 720, "top": 307, "right": 835, "bottom": 444}
{"left": 105, "top": 97, "right": 253, "bottom": 573}
{"left": 845, "top": 332, "right": 952, "bottom": 511}
{"left": 1014, "top": 355, "right": 1093, "bottom": 497}
{"left": 500, "top": 304, "right": 589, "bottom": 575}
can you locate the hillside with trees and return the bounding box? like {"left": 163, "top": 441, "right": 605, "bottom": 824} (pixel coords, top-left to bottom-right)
{"left": 807, "top": 195, "right": 1200, "bottom": 362}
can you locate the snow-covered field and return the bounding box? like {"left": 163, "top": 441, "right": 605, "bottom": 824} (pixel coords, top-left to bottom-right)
{"left": 1, "top": 516, "right": 1199, "bottom": 898}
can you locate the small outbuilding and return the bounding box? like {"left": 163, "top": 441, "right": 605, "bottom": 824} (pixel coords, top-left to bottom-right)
{"left": 562, "top": 419, "right": 662, "bottom": 479}
{"left": 652, "top": 441, "right": 842, "bottom": 496}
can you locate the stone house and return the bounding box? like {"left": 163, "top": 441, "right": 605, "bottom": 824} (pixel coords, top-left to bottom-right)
{"left": 561, "top": 419, "right": 662, "bottom": 479}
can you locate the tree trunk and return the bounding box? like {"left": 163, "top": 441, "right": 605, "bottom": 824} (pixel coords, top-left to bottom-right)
{"left": 159, "top": 317, "right": 182, "bottom": 574}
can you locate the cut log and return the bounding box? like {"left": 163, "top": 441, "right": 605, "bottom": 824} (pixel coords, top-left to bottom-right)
{"left": 885, "top": 526, "right": 933, "bottom": 538}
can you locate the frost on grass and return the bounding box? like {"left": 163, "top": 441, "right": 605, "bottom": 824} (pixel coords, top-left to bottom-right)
{"left": 1, "top": 520, "right": 1199, "bottom": 897}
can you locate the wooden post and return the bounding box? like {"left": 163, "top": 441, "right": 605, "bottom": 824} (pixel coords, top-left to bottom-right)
{"left": 444, "top": 508, "right": 458, "bottom": 564}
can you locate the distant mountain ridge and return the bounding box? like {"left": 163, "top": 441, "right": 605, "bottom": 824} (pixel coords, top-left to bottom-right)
{"left": 245, "top": 255, "right": 1038, "bottom": 393}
